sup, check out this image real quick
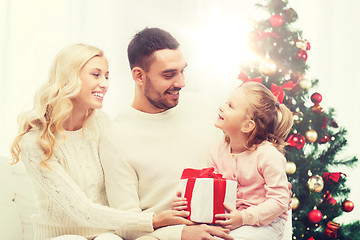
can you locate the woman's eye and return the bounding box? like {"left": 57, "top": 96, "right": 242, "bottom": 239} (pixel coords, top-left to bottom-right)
{"left": 93, "top": 73, "right": 100, "bottom": 78}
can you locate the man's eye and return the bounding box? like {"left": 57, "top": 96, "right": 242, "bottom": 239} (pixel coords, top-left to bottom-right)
{"left": 164, "top": 73, "right": 176, "bottom": 78}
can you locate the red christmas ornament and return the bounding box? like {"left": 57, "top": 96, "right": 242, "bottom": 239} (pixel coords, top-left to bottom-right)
{"left": 306, "top": 41, "right": 311, "bottom": 50}
{"left": 287, "top": 133, "right": 306, "bottom": 149}
{"left": 270, "top": 14, "right": 284, "bottom": 27}
{"left": 311, "top": 92, "right": 322, "bottom": 104}
{"left": 342, "top": 200, "right": 354, "bottom": 212}
{"left": 319, "top": 134, "right": 329, "bottom": 144}
{"left": 325, "top": 221, "right": 340, "bottom": 238}
{"left": 296, "top": 49, "right": 308, "bottom": 61}
{"left": 323, "top": 191, "right": 337, "bottom": 205}
{"left": 308, "top": 209, "right": 322, "bottom": 223}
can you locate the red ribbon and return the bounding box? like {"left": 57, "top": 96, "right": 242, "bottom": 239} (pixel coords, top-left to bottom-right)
{"left": 238, "top": 71, "right": 262, "bottom": 85}
{"left": 181, "top": 167, "right": 227, "bottom": 223}
{"left": 323, "top": 172, "right": 347, "bottom": 183}
{"left": 271, "top": 81, "right": 298, "bottom": 104}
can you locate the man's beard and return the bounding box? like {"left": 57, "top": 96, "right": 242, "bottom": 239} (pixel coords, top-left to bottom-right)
{"left": 144, "top": 76, "right": 180, "bottom": 111}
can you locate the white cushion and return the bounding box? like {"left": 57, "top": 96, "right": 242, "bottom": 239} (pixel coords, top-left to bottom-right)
{"left": 0, "top": 157, "right": 22, "bottom": 240}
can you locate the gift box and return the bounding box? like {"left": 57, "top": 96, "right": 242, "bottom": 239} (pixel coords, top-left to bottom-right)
{"left": 179, "top": 167, "right": 237, "bottom": 223}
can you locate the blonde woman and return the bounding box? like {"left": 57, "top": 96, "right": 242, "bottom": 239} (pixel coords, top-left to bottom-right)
{"left": 10, "top": 43, "right": 190, "bottom": 240}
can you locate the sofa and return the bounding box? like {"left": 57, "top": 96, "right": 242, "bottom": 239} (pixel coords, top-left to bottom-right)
{"left": 1, "top": 156, "right": 292, "bottom": 239}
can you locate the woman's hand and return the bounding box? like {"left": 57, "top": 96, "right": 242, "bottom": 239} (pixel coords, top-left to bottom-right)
{"left": 171, "top": 191, "right": 188, "bottom": 211}
{"left": 152, "top": 210, "right": 193, "bottom": 229}
{"left": 214, "top": 204, "right": 242, "bottom": 230}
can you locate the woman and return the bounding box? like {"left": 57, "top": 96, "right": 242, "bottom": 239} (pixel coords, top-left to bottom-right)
{"left": 10, "top": 43, "right": 190, "bottom": 240}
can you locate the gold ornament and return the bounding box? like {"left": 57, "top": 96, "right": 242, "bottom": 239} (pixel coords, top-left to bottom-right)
{"left": 296, "top": 40, "right": 307, "bottom": 50}
{"left": 299, "top": 78, "right": 312, "bottom": 90}
{"left": 306, "top": 129, "right": 318, "bottom": 143}
{"left": 286, "top": 161, "right": 297, "bottom": 175}
{"left": 293, "top": 111, "right": 303, "bottom": 124}
{"left": 291, "top": 197, "right": 299, "bottom": 210}
{"left": 307, "top": 174, "right": 324, "bottom": 192}
{"left": 259, "top": 58, "right": 277, "bottom": 76}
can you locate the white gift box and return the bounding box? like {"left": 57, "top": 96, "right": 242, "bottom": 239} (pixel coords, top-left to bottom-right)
{"left": 180, "top": 168, "right": 237, "bottom": 223}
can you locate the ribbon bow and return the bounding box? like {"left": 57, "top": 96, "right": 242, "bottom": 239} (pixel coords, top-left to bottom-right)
{"left": 323, "top": 172, "right": 347, "bottom": 183}
{"left": 238, "top": 71, "right": 262, "bottom": 86}
{"left": 181, "top": 167, "right": 223, "bottom": 180}
{"left": 271, "top": 81, "right": 298, "bottom": 104}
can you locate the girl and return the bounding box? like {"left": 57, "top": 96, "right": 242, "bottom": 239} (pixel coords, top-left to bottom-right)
{"left": 174, "top": 81, "right": 293, "bottom": 240}
{"left": 10, "top": 43, "right": 190, "bottom": 240}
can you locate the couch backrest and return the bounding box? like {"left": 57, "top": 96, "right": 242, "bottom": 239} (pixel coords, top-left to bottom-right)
{"left": 0, "top": 156, "right": 37, "bottom": 240}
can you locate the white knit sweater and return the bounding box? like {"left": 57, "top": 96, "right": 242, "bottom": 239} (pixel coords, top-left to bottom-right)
{"left": 100, "top": 93, "right": 222, "bottom": 240}
{"left": 19, "top": 110, "right": 154, "bottom": 240}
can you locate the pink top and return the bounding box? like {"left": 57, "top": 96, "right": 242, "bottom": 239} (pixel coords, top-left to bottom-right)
{"left": 209, "top": 141, "right": 289, "bottom": 226}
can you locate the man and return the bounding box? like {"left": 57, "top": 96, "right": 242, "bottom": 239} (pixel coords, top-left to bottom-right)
{"left": 100, "top": 27, "right": 233, "bottom": 240}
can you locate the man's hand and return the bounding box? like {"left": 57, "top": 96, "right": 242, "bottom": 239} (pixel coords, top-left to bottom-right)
{"left": 152, "top": 210, "right": 192, "bottom": 229}
{"left": 181, "top": 224, "right": 233, "bottom": 240}
{"left": 214, "top": 204, "right": 242, "bottom": 230}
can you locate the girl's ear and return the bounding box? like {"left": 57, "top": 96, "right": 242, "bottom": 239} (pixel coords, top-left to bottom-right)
{"left": 132, "top": 67, "right": 145, "bottom": 86}
{"left": 241, "top": 119, "right": 255, "bottom": 133}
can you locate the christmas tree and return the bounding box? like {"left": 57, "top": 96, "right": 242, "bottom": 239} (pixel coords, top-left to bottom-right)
{"left": 238, "top": 0, "right": 360, "bottom": 239}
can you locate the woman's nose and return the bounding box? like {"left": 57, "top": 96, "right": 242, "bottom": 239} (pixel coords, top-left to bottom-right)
{"left": 99, "top": 76, "right": 109, "bottom": 90}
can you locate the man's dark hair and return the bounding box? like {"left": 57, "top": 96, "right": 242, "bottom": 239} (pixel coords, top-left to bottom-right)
{"left": 127, "top": 27, "right": 180, "bottom": 71}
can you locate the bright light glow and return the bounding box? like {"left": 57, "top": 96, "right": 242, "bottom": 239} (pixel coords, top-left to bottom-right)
{"left": 186, "top": 18, "right": 255, "bottom": 80}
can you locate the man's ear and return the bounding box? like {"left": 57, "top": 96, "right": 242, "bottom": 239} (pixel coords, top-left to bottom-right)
{"left": 132, "top": 67, "right": 145, "bottom": 86}
{"left": 241, "top": 119, "right": 255, "bottom": 133}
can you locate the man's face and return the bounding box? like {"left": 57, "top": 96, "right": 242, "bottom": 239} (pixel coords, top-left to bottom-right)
{"left": 143, "top": 48, "right": 187, "bottom": 112}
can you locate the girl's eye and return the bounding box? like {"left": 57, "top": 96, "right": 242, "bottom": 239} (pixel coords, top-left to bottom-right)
{"left": 93, "top": 73, "right": 100, "bottom": 78}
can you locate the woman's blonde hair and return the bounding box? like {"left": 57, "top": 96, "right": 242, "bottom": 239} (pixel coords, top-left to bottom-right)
{"left": 10, "top": 43, "right": 105, "bottom": 166}
{"left": 225, "top": 81, "right": 294, "bottom": 154}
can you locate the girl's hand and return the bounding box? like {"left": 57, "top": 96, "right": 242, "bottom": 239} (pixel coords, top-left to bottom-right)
{"left": 214, "top": 204, "right": 242, "bottom": 230}
{"left": 171, "top": 191, "right": 188, "bottom": 211}
{"left": 153, "top": 210, "right": 193, "bottom": 229}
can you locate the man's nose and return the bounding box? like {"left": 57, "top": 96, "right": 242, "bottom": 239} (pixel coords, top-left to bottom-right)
{"left": 173, "top": 74, "right": 185, "bottom": 88}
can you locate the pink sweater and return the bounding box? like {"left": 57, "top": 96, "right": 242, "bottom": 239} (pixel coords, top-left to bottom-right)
{"left": 209, "top": 141, "right": 289, "bottom": 226}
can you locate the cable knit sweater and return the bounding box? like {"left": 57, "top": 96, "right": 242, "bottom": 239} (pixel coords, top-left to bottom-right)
{"left": 19, "top": 110, "right": 154, "bottom": 240}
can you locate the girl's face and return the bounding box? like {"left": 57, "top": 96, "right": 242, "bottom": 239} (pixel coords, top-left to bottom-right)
{"left": 73, "top": 56, "right": 109, "bottom": 111}
{"left": 215, "top": 87, "right": 252, "bottom": 136}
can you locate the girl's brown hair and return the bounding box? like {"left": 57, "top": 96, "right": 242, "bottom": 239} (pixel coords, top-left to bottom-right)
{"left": 225, "top": 81, "right": 293, "bottom": 154}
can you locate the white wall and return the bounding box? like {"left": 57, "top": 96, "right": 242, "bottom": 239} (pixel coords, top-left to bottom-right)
{"left": 1, "top": 0, "right": 359, "bottom": 222}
